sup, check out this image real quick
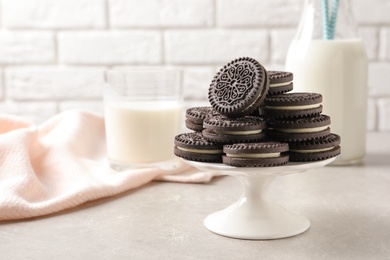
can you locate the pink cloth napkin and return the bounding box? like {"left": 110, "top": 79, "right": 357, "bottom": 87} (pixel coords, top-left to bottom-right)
{"left": 0, "top": 110, "right": 220, "bottom": 221}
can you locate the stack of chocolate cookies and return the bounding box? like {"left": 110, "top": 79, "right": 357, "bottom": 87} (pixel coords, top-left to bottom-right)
{"left": 265, "top": 92, "right": 341, "bottom": 162}
{"left": 174, "top": 57, "right": 340, "bottom": 167}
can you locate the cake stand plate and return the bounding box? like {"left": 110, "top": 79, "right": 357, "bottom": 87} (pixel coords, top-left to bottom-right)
{"left": 183, "top": 158, "right": 335, "bottom": 240}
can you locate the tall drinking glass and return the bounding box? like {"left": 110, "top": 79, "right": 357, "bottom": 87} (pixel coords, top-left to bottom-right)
{"left": 285, "top": 0, "right": 367, "bottom": 165}
{"left": 104, "top": 68, "right": 183, "bottom": 170}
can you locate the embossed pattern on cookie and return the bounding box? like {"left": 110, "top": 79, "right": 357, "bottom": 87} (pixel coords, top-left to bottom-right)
{"left": 208, "top": 57, "right": 269, "bottom": 117}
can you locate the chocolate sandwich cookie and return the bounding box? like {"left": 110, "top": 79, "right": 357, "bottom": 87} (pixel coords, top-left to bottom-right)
{"left": 267, "top": 115, "right": 331, "bottom": 142}
{"left": 267, "top": 71, "right": 294, "bottom": 95}
{"left": 264, "top": 92, "right": 322, "bottom": 118}
{"left": 288, "top": 134, "right": 341, "bottom": 162}
{"left": 185, "top": 119, "right": 204, "bottom": 132}
{"left": 174, "top": 132, "right": 223, "bottom": 162}
{"left": 208, "top": 57, "right": 269, "bottom": 117}
{"left": 185, "top": 106, "right": 220, "bottom": 132}
{"left": 223, "top": 142, "right": 289, "bottom": 167}
{"left": 203, "top": 115, "right": 266, "bottom": 143}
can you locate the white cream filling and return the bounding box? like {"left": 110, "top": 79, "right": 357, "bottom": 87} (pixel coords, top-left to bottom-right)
{"left": 290, "top": 147, "right": 334, "bottom": 153}
{"left": 266, "top": 103, "right": 321, "bottom": 110}
{"left": 270, "top": 81, "right": 292, "bottom": 88}
{"left": 276, "top": 126, "right": 328, "bottom": 133}
{"left": 178, "top": 146, "right": 222, "bottom": 154}
{"left": 226, "top": 152, "right": 280, "bottom": 158}
{"left": 215, "top": 129, "right": 263, "bottom": 135}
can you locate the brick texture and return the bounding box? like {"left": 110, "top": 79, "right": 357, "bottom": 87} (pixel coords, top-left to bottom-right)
{"left": 6, "top": 67, "right": 105, "bottom": 100}
{"left": 355, "top": 0, "right": 390, "bottom": 25}
{"left": 0, "top": 32, "right": 54, "bottom": 64}
{"left": 367, "top": 98, "right": 377, "bottom": 131}
{"left": 182, "top": 66, "right": 216, "bottom": 101}
{"left": 0, "top": 0, "right": 387, "bottom": 131}
{"left": 2, "top": 0, "right": 105, "bottom": 29}
{"left": 110, "top": 0, "right": 213, "bottom": 28}
{"left": 378, "top": 99, "right": 390, "bottom": 131}
{"left": 217, "top": 0, "right": 302, "bottom": 27}
{"left": 380, "top": 28, "right": 390, "bottom": 61}
{"left": 368, "top": 63, "right": 390, "bottom": 96}
{"left": 271, "top": 29, "right": 296, "bottom": 64}
{"left": 111, "top": 65, "right": 216, "bottom": 102}
{"left": 59, "top": 101, "right": 103, "bottom": 114}
{"left": 360, "top": 27, "right": 378, "bottom": 61}
{"left": 0, "top": 101, "right": 57, "bottom": 123}
{"left": 59, "top": 31, "right": 162, "bottom": 65}
{"left": 165, "top": 30, "right": 269, "bottom": 64}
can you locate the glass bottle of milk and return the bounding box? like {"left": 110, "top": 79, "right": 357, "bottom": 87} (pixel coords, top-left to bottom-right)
{"left": 285, "top": 0, "right": 368, "bottom": 165}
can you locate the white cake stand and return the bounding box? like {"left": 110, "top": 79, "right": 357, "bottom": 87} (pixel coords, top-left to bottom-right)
{"left": 184, "top": 158, "right": 335, "bottom": 240}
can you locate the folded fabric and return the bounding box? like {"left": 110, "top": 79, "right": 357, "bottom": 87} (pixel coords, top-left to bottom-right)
{"left": 0, "top": 110, "right": 220, "bottom": 221}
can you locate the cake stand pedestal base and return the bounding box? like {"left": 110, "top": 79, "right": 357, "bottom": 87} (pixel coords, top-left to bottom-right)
{"left": 184, "top": 158, "right": 334, "bottom": 240}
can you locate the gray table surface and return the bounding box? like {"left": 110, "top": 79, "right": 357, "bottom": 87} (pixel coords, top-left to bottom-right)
{"left": 1, "top": 133, "right": 390, "bottom": 260}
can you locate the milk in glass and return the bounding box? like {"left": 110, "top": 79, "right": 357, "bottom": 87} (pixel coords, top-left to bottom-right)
{"left": 105, "top": 100, "right": 182, "bottom": 165}
{"left": 286, "top": 39, "right": 367, "bottom": 164}
{"left": 285, "top": 0, "right": 368, "bottom": 165}
{"left": 104, "top": 69, "right": 182, "bottom": 169}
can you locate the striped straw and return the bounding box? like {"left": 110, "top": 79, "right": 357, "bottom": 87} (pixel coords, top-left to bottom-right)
{"left": 329, "top": 0, "right": 340, "bottom": 39}
{"left": 322, "top": 0, "right": 330, "bottom": 40}
{"left": 322, "top": 0, "right": 340, "bottom": 40}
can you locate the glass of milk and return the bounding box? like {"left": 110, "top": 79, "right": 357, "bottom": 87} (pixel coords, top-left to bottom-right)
{"left": 104, "top": 68, "right": 183, "bottom": 170}
{"left": 285, "top": 0, "right": 368, "bottom": 165}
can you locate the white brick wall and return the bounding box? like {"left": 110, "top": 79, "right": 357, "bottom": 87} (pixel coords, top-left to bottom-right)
{"left": 354, "top": 0, "right": 390, "bottom": 25}
{"left": 368, "top": 63, "right": 390, "bottom": 96}
{"left": 2, "top": 0, "right": 106, "bottom": 29}
{"left": 217, "top": 0, "right": 302, "bottom": 27}
{"left": 378, "top": 99, "right": 390, "bottom": 131}
{"left": 59, "top": 101, "right": 104, "bottom": 114}
{"left": 360, "top": 27, "right": 378, "bottom": 61}
{"left": 380, "top": 28, "right": 390, "bottom": 61}
{"left": 270, "top": 29, "right": 296, "bottom": 64}
{"left": 0, "top": 0, "right": 388, "bottom": 132}
{"left": 181, "top": 66, "right": 216, "bottom": 101}
{"left": 109, "top": 0, "right": 214, "bottom": 27}
{"left": 0, "top": 101, "right": 57, "bottom": 123}
{"left": 0, "top": 32, "right": 54, "bottom": 64}
{"left": 165, "top": 30, "right": 269, "bottom": 64}
{"left": 6, "top": 67, "right": 105, "bottom": 100}
{"left": 58, "top": 32, "right": 162, "bottom": 65}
